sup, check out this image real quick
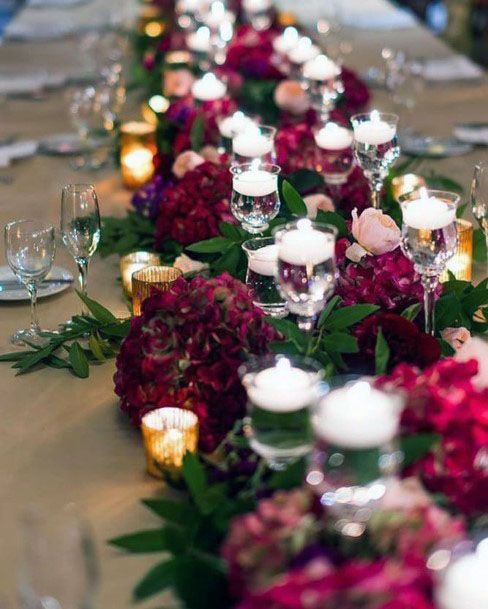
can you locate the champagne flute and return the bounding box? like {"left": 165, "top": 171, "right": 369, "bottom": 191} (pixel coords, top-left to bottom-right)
{"left": 471, "top": 161, "right": 488, "bottom": 258}
{"left": 61, "top": 184, "right": 101, "bottom": 312}
{"left": 4, "top": 220, "right": 56, "bottom": 345}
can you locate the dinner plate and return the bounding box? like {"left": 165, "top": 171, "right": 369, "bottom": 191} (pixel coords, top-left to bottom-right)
{"left": 39, "top": 133, "right": 93, "bottom": 156}
{"left": 400, "top": 134, "right": 473, "bottom": 158}
{"left": 454, "top": 122, "right": 488, "bottom": 146}
{"left": 0, "top": 266, "right": 73, "bottom": 302}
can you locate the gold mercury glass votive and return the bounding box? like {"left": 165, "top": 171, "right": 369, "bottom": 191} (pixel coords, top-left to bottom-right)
{"left": 141, "top": 407, "right": 199, "bottom": 478}
{"left": 141, "top": 95, "right": 171, "bottom": 126}
{"left": 391, "top": 174, "right": 427, "bottom": 202}
{"left": 119, "top": 252, "right": 161, "bottom": 296}
{"left": 441, "top": 219, "right": 473, "bottom": 282}
{"left": 132, "top": 265, "right": 182, "bottom": 316}
{"left": 137, "top": 5, "right": 167, "bottom": 37}
{"left": 120, "top": 121, "right": 157, "bottom": 190}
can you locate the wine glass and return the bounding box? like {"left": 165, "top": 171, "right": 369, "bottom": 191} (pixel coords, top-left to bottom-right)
{"left": 351, "top": 111, "right": 400, "bottom": 209}
{"left": 4, "top": 220, "right": 56, "bottom": 345}
{"left": 61, "top": 184, "right": 101, "bottom": 312}
{"left": 399, "top": 189, "right": 459, "bottom": 335}
{"left": 471, "top": 161, "right": 488, "bottom": 257}
{"left": 274, "top": 219, "right": 337, "bottom": 332}
{"left": 18, "top": 505, "right": 99, "bottom": 609}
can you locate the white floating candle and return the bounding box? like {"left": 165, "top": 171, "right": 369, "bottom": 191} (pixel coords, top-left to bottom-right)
{"left": 178, "top": 0, "right": 205, "bottom": 12}
{"left": 273, "top": 27, "right": 299, "bottom": 54}
{"left": 246, "top": 358, "right": 316, "bottom": 412}
{"left": 288, "top": 37, "right": 320, "bottom": 65}
{"left": 204, "top": 1, "right": 235, "bottom": 28}
{"left": 402, "top": 195, "right": 456, "bottom": 230}
{"left": 278, "top": 220, "right": 334, "bottom": 265}
{"left": 437, "top": 542, "right": 488, "bottom": 609}
{"left": 191, "top": 72, "right": 227, "bottom": 101}
{"left": 353, "top": 111, "right": 396, "bottom": 146}
{"left": 313, "top": 382, "right": 401, "bottom": 449}
{"left": 248, "top": 244, "right": 279, "bottom": 276}
{"left": 233, "top": 169, "right": 278, "bottom": 197}
{"left": 303, "top": 54, "right": 340, "bottom": 81}
{"left": 186, "top": 26, "right": 211, "bottom": 53}
{"left": 314, "top": 123, "right": 353, "bottom": 151}
{"left": 219, "top": 112, "right": 256, "bottom": 139}
{"left": 242, "top": 0, "right": 272, "bottom": 12}
{"left": 233, "top": 129, "right": 273, "bottom": 158}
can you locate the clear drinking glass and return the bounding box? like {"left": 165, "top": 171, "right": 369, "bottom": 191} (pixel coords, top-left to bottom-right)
{"left": 231, "top": 162, "right": 281, "bottom": 234}
{"left": 274, "top": 219, "right": 337, "bottom": 332}
{"left": 308, "top": 379, "right": 403, "bottom": 537}
{"left": 471, "top": 161, "right": 488, "bottom": 256}
{"left": 61, "top": 184, "right": 101, "bottom": 312}
{"left": 239, "top": 354, "right": 323, "bottom": 470}
{"left": 351, "top": 111, "right": 400, "bottom": 209}
{"left": 18, "top": 506, "right": 99, "bottom": 609}
{"left": 242, "top": 236, "right": 287, "bottom": 318}
{"left": 400, "top": 189, "right": 459, "bottom": 335}
{"left": 4, "top": 220, "right": 56, "bottom": 345}
{"left": 232, "top": 124, "right": 277, "bottom": 165}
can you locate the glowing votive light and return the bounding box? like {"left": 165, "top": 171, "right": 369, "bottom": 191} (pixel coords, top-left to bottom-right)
{"left": 303, "top": 54, "right": 340, "bottom": 81}
{"left": 204, "top": 1, "right": 235, "bottom": 28}
{"left": 233, "top": 126, "right": 274, "bottom": 158}
{"left": 186, "top": 26, "right": 211, "bottom": 53}
{"left": 248, "top": 243, "right": 278, "bottom": 276}
{"left": 141, "top": 407, "right": 199, "bottom": 478}
{"left": 314, "top": 123, "right": 353, "bottom": 151}
{"left": 273, "top": 26, "right": 299, "bottom": 54}
{"left": 218, "top": 111, "right": 255, "bottom": 138}
{"left": 119, "top": 251, "right": 160, "bottom": 296}
{"left": 288, "top": 37, "right": 320, "bottom": 65}
{"left": 121, "top": 148, "right": 154, "bottom": 190}
{"left": 402, "top": 191, "right": 457, "bottom": 230}
{"left": 191, "top": 72, "right": 227, "bottom": 101}
{"left": 441, "top": 219, "right": 473, "bottom": 282}
{"left": 353, "top": 110, "right": 396, "bottom": 146}
{"left": 391, "top": 173, "right": 426, "bottom": 202}
{"left": 278, "top": 218, "right": 335, "bottom": 265}
{"left": 233, "top": 168, "right": 278, "bottom": 197}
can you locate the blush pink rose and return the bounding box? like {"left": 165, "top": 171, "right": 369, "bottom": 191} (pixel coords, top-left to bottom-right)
{"left": 274, "top": 80, "right": 311, "bottom": 116}
{"left": 164, "top": 69, "right": 195, "bottom": 98}
{"left": 441, "top": 327, "right": 471, "bottom": 351}
{"left": 172, "top": 150, "right": 205, "bottom": 179}
{"left": 352, "top": 207, "right": 401, "bottom": 255}
{"left": 304, "top": 193, "right": 335, "bottom": 219}
{"left": 454, "top": 336, "right": 488, "bottom": 389}
{"left": 200, "top": 145, "right": 221, "bottom": 164}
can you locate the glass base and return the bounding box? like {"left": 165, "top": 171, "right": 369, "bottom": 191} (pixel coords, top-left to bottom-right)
{"left": 250, "top": 437, "right": 311, "bottom": 471}
{"left": 242, "top": 222, "right": 268, "bottom": 235}
{"left": 10, "top": 328, "right": 49, "bottom": 347}
{"left": 255, "top": 302, "right": 288, "bottom": 318}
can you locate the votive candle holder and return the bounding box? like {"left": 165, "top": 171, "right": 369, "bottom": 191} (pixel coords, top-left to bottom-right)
{"left": 119, "top": 251, "right": 161, "bottom": 297}
{"left": 441, "top": 219, "right": 473, "bottom": 282}
{"left": 120, "top": 121, "right": 157, "bottom": 190}
{"left": 132, "top": 266, "right": 182, "bottom": 316}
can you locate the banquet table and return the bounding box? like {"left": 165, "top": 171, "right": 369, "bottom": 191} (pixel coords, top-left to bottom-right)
{"left": 0, "top": 1, "right": 487, "bottom": 606}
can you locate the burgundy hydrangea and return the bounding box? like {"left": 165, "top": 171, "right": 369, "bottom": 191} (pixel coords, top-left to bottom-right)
{"left": 377, "top": 358, "right": 488, "bottom": 517}
{"left": 341, "top": 66, "right": 371, "bottom": 114}
{"left": 154, "top": 161, "right": 234, "bottom": 247}
{"left": 225, "top": 25, "right": 286, "bottom": 80}
{"left": 114, "top": 274, "right": 277, "bottom": 452}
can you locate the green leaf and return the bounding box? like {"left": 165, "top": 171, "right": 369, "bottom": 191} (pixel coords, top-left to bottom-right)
{"left": 186, "top": 237, "right": 232, "bottom": 254}
{"left": 142, "top": 498, "right": 198, "bottom": 527}
{"left": 322, "top": 332, "right": 359, "bottom": 354}
{"left": 190, "top": 114, "right": 205, "bottom": 151}
{"left": 315, "top": 210, "right": 348, "bottom": 238}
{"left": 212, "top": 243, "right": 243, "bottom": 276}
{"left": 76, "top": 291, "right": 117, "bottom": 324}
{"left": 99, "top": 321, "right": 131, "bottom": 338}
{"left": 269, "top": 340, "right": 302, "bottom": 355}
{"left": 0, "top": 350, "right": 33, "bottom": 362}
{"left": 13, "top": 344, "right": 56, "bottom": 373}
{"left": 318, "top": 295, "right": 341, "bottom": 327}
{"left": 265, "top": 317, "right": 307, "bottom": 351}
{"left": 172, "top": 555, "right": 230, "bottom": 609}
{"left": 401, "top": 302, "right": 421, "bottom": 322}
{"left": 68, "top": 342, "right": 90, "bottom": 378}
{"left": 219, "top": 223, "right": 245, "bottom": 242}
{"left": 401, "top": 433, "right": 440, "bottom": 468}
{"left": 109, "top": 527, "right": 185, "bottom": 554}
{"left": 375, "top": 328, "right": 390, "bottom": 375}
{"left": 456, "top": 202, "right": 467, "bottom": 218}
{"left": 287, "top": 168, "right": 324, "bottom": 193}
{"left": 268, "top": 458, "right": 306, "bottom": 490}
{"left": 133, "top": 559, "right": 179, "bottom": 601}
{"left": 282, "top": 180, "right": 307, "bottom": 217}
{"left": 182, "top": 453, "right": 208, "bottom": 511}
{"left": 88, "top": 336, "right": 106, "bottom": 362}
{"left": 324, "top": 304, "right": 380, "bottom": 331}
{"left": 473, "top": 228, "right": 487, "bottom": 263}
{"left": 425, "top": 173, "right": 463, "bottom": 194}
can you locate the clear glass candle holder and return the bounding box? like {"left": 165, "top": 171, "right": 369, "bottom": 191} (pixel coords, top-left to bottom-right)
{"left": 440, "top": 219, "right": 473, "bottom": 282}
{"left": 313, "top": 123, "right": 354, "bottom": 186}
{"left": 242, "top": 236, "right": 287, "bottom": 318}
{"left": 242, "top": 0, "right": 273, "bottom": 31}
{"left": 141, "top": 407, "right": 199, "bottom": 478}
{"left": 302, "top": 55, "right": 343, "bottom": 122}
{"left": 231, "top": 162, "right": 281, "bottom": 234}
{"left": 239, "top": 354, "right": 323, "bottom": 470}
{"left": 351, "top": 111, "right": 400, "bottom": 209}
{"left": 274, "top": 219, "right": 337, "bottom": 332}
{"left": 217, "top": 111, "right": 256, "bottom": 155}
{"left": 232, "top": 124, "right": 277, "bottom": 165}
{"left": 307, "top": 379, "right": 404, "bottom": 537}
{"left": 132, "top": 266, "right": 182, "bottom": 316}
{"left": 399, "top": 189, "right": 459, "bottom": 335}
{"left": 119, "top": 251, "right": 160, "bottom": 297}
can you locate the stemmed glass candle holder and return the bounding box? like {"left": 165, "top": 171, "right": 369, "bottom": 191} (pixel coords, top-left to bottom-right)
{"left": 232, "top": 124, "right": 276, "bottom": 165}
{"left": 303, "top": 54, "right": 343, "bottom": 122}
{"left": 242, "top": 236, "right": 287, "bottom": 318}
{"left": 231, "top": 162, "right": 281, "bottom": 234}
{"left": 313, "top": 122, "right": 354, "bottom": 186}
{"left": 273, "top": 26, "right": 299, "bottom": 55}
{"left": 176, "top": 0, "right": 207, "bottom": 31}
{"left": 308, "top": 380, "right": 403, "bottom": 537}
{"left": 132, "top": 266, "right": 182, "bottom": 316}
{"left": 288, "top": 37, "right": 320, "bottom": 76}
{"left": 217, "top": 111, "right": 256, "bottom": 155}
{"left": 186, "top": 26, "right": 212, "bottom": 68}
{"left": 239, "top": 354, "right": 323, "bottom": 470}
{"left": 119, "top": 251, "right": 160, "bottom": 297}
{"left": 351, "top": 111, "right": 400, "bottom": 209}
{"left": 274, "top": 219, "right": 337, "bottom": 332}
{"left": 202, "top": 1, "right": 235, "bottom": 65}
{"left": 471, "top": 161, "right": 488, "bottom": 257}
{"left": 4, "top": 220, "right": 56, "bottom": 345}
{"left": 191, "top": 72, "right": 227, "bottom": 103}
{"left": 399, "top": 189, "right": 459, "bottom": 335}
{"left": 242, "top": 0, "right": 273, "bottom": 31}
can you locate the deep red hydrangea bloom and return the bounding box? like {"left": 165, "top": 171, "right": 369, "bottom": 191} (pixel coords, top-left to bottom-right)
{"left": 225, "top": 25, "right": 286, "bottom": 80}
{"left": 154, "top": 161, "right": 234, "bottom": 247}
{"left": 355, "top": 312, "right": 441, "bottom": 369}
{"left": 377, "top": 358, "right": 488, "bottom": 516}
{"left": 341, "top": 66, "right": 371, "bottom": 113}
{"left": 114, "top": 274, "right": 277, "bottom": 453}
{"left": 331, "top": 165, "right": 371, "bottom": 216}
{"left": 275, "top": 122, "right": 315, "bottom": 174}
{"left": 337, "top": 247, "right": 429, "bottom": 313}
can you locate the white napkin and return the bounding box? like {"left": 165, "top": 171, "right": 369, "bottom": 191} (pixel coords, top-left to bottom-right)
{"left": 337, "top": 0, "right": 417, "bottom": 29}
{"left": 0, "top": 141, "right": 38, "bottom": 168}
{"left": 423, "top": 55, "right": 484, "bottom": 82}
{"left": 454, "top": 125, "right": 488, "bottom": 146}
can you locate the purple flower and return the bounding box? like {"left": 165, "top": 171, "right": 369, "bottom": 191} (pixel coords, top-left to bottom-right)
{"left": 131, "top": 174, "right": 173, "bottom": 220}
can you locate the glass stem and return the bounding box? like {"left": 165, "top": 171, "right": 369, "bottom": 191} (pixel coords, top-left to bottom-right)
{"left": 297, "top": 315, "right": 315, "bottom": 333}
{"left": 26, "top": 282, "right": 40, "bottom": 334}
{"left": 421, "top": 274, "right": 438, "bottom": 336}
{"left": 76, "top": 257, "right": 89, "bottom": 314}
{"left": 370, "top": 180, "right": 382, "bottom": 209}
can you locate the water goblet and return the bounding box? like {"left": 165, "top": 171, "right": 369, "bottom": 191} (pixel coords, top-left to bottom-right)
{"left": 274, "top": 219, "right": 337, "bottom": 332}
{"left": 61, "top": 184, "right": 101, "bottom": 312}
{"left": 471, "top": 161, "right": 488, "bottom": 258}
{"left": 239, "top": 354, "right": 323, "bottom": 470}
{"left": 232, "top": 124, "right": 276, "bottom": 165}
{"left": 4, "top": 220, "right": 56, "bottom": 345}
{"left": 230, "top": 162, "right": 281, "bottom": 234}
{"left": 302, "top": 54, "right": 343, "bottom": 122}
{"left": 351, "top": 111, "right": 400, "bottom": 209}
{"left": 399, "top": 189, "right": 459, "bottom": 335}
{"left": 313, "top": 122, "right": 354, "bottom": 186}
{"left": 242, "top": 236, "right": 287, "bottom": 318}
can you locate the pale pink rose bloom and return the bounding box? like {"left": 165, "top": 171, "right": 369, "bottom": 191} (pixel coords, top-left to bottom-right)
{"left": 441, "top": 326, "right": 471, "bottom": 351}
{"left": 173, "top": 254, "right": 208, "bottom": 275}
{"left": 351, "top": 207, "right": 401, "bottom": 255}
{"left": 164, "top": 69, "right": 194, "bottom": 98}
{"left": 274, "top": 80, "right": 311, "bottom": 116}
{"left": 304, "top": 193, "right": 334, "bottom": 219}
{"left": 200, "top": 145, "right": 221, "bottom": 164}
{"left": 172, "top": 150, "right": 205, "bottom": 179}
{"left": 382, "top": 477, "right": 431, "bottom": 511}
{"left": 454, "top": 336, "right": 488, "bottom": 389}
